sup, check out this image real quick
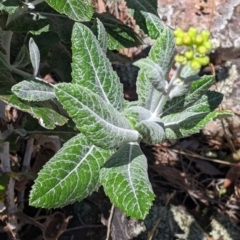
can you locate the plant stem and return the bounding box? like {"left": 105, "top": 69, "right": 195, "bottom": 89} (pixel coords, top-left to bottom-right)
{"left": 153, "top": 94, "right": 168, "bottom": 117}
{"left": 10, "top": 67, "right": 32, "bottom": 79}
{"left": 2, "top": 31, "right": 13, "bottom": 64}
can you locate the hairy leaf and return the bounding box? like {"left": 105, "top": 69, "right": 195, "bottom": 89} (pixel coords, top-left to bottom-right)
{"left": 29, "top": 38, "right": 40, "bottom": 76}
{"left": 12, "top": 79, "right": 55, "bottom": 101}
{"left": 135, "top": 69, "right": 163, "bottom": 111}
{"left": 122, "top": 106, "right": 153, "bottom": 125}
{"left": 136, "top": 120, "right": 165, "bottom": 144}
{"left": 0, "top": 87, "right": 68, "bottom": 129}
{"left": 140, "top": 11, "right": 163, "bottom": 39}
{"left": 149, "top": 27, "right": 175, "bottom": 78}
{"left": 162, "top": 111, "right": 205, "bottom": 127}
{"left": 55, "top": 83, "right": 139, "bottom": 149}
{"left": 45, "top": 0, "right": 93, "bottom": 22}
{"left": 71, "top": 22, "right": 123, "bottom": 110}
{"left": 134, "top": 58, "right": 167, "bottom": 92}
{"left": 30, "top": 134, "right": 113, "bottom": 208}
{"left": 100, "top": 142, "right": 155, "bottom": 219}
{"left": 165, "top": 110, "right": 232, "bottom": 139}
{"left": 162, "top": 75, "right": 215, "bottom": 116}
{"left": 95, "top": 18, "right": 107, "bottom": 53}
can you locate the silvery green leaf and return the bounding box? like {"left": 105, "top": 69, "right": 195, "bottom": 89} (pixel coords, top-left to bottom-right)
{"left": 71, "top": 22, "right": 123, "bottom": 111}
{"left": 180, "top": 62, "right": 199, "bottom": 79}
{"left": 149, "top": 27, "right": 175, "bottom": 78}
{"left": 100, "top": 142, "right": 155, "bottom": 219}
{"left": 136, "top": 120, "right": 165, "bottom": 144}
{"left": 122, "top": 105, "right": 154, "bottom": 129}
{"left": 11, "top": 80, "right": 55, "bottom": 101}
{"left": 136, "top": 69, "right": 163, "bottom": 111}
{"left": 162, "top": 75, "right": 214, "bottom": 116}
{"left": 134, "top": 58, "right": 167, "bottom": 93}
{"left": 95, "top": 18, "right": 107, "bottom": 53}
{"left": 29, "top": 38, "right": 40, "bottom": 77}
{"left": 162, "top": 111, "right": 205, "bottom": 127}
{"left": 0, "top": 94, "right": 68, "bottom": 129}
{"left": 165, "top": 110, "right": 232, "bottom": 140}
{"left": 12, "top": 45, "right": 30, "bottom": 68}
{"left": 0, "top": 84, "right": 68, "bottom": 129}
{"left": 45, "top": 0, "right": 93, "bottom": 22}
{"left": 168, "top": 78, "right": 191, "bottom": 99}
{"left": 140, "top": 11, "right": 163, "bottom": 39}
{"left": 55, "top": 83, "right": 139, "bottom": 149}
{"left": 30, "top": 134, "right": 114, "bottom": 208}
{"left": 183, "top": 91, "right": 223, "bottom": 113}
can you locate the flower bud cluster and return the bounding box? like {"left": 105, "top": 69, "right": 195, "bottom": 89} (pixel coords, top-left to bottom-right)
{"left": 174, "top": 27, "right": 212, "bottom": 70}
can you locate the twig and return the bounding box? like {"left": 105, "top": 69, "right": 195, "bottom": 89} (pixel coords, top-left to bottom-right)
{"left": 65, "top": 224, "right": 106, "bottom": 232}
{"left": 0, "top": 142, "right": 18, "bottom": 238}
{"left": 18, "top": 137, "right": 34, "bottom": 210}
{"left": 172, "top": 148, "right": 238, "bottom": 166}
{"left": 106, "top": 204, "right": 115, "bottom": 240}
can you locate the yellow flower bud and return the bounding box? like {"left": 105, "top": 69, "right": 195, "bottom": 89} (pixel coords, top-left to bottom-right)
{"left": 184, "top": 50, "right": 194, "bottom": 60}
{"left": 187, "top": 27, "right": 197, "bottom": 38}
{"left": 174, "top": 28, "right": 185, "bottom": 37}
{"left": 197, "top": 45, "right": 207, "bottom": 54}
{"left": 190, "top": 59, "right": 201, "bottom": 70}
{"left": 194, "top": 35, "right": 204, "bottom": 45}
{"left": 201, "top": 30, "right": 211, "bottom": 41}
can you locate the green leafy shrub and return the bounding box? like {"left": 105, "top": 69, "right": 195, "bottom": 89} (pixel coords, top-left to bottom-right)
{"left": 0, "top": 0, "right": 231, "bottom": 219}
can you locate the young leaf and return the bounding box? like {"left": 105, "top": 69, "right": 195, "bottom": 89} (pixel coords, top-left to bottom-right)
{"left": 45, "top": 0, "right": 93, "bottom": 22}
{"left": 71, "top": 22, "right": 123, "bottom": 111}
{"left": 135, "top": 28, "right": 174, "bottom": 111}
{"left": 30, "top": 134, "right": 114, "bottom": 208}
{"left": 162, "top": 75, "right": 215, "bottom": 116}
{"left": 149, "top": 27, "right": 175, "bottom": 78}
{"left": 135, "top": 69, "right": 163, "bottom": 111}
{"left": 55, "top": 83, "right": 139, "bottom": 149}
{"left": 29, "top": 38, "right": 40, "bottom": 77}
{"left": 100, "top": 142, "right": 155, "bottom": 219}
{"left": 122, "top": 106, "right": 154, "bottom": 125}
{"left": 11, "top": 79, "right": 55, "bottom": 101}
{"left": 134, "top": 58, "right": 167, "bottom": 92}
{"left": 167, "top": 78, "right": 192, "bottom": 100}
{"left": 136, "top": 120, "right": 165, "bottom": 144}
